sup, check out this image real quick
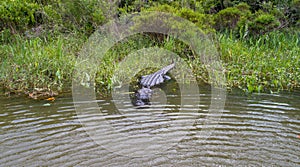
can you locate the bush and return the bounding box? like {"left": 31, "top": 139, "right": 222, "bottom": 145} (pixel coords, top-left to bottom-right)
{"left": 235, "top": 2, "right": 251, "bottom": 12}
{"left": 0, "top": 0, "right": 106, "bottom": 38}
{"left": 0, "top": 0, "right": 40, "bottom": 33}
{"left": 178, "top": 7, "right": 214, "bottom": 32}
{"left": 214, "top": 6, "right": 242, "bottom": 31}
{"left": 57, "top": 0, "right": 106, "bottom": 34}
{"left": 144, "top": 4, "right": 214, "bottom": 33}
{"left": 289, "top": 0, "right": 300, "bottom": 26}
{"left": 0, "top": 0, "right": 63, "bottom": 43}
{"left": 248, "top": 12, "right": 280, "bottom": 35}
{"left": 215, "top": 3, "right": 252, "bottom": 33}
{"left": 214, "top": 2, "right": 285, "bottom": 37}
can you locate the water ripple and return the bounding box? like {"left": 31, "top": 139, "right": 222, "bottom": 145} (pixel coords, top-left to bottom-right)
{"left": 0, "top": 89, "right": 299, "bottom": 166}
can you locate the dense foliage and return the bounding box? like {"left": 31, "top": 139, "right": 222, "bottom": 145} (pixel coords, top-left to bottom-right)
{"left": 0, "top": 0, "right": 299, "bottom": 94}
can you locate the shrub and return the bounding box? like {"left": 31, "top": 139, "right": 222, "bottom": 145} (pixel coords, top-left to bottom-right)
{"left": 0, "top": 0, "right": 40, "bottom": 33}
{"left": 214, "top": 7, "right": 242, "bottom": 31}
{"left": 248, "top": 12, "right": 280, "bottom": 35}
{"left": 214, "top": 2, "right": 285, "bottom": 37}
{"left": 178, "top": 7, "right": 214, "bottom": 32}
{"left": 215, "top": 3, "right": 252, "bottom": 33}
{"left": 0, "top": 0, "right": 63, "bottom": 43}
{"left": 289, "top": 0, "right": 300, "bottom": 26}
{"left": 235, "top": 2, "right": 251, "bottom": 12}
{"left": 57, "top": 0, "right": 105, "bottom": 34}
{"left": 144, "top": 4, "right": 214, "bottom": 33}
{"left": 0, "top": 0, "right": 106, "bottom": 38}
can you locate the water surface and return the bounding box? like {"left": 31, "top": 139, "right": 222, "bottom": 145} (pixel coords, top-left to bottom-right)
{"left": 0, "top": 88, "right": 299, "bottom": 166}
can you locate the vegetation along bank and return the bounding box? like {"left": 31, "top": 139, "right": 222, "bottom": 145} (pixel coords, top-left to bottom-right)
{"left": 0, "top": 0, "right": 299, "bottom": 97}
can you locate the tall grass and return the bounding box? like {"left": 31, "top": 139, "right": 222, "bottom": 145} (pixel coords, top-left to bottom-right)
{"left": 93, "top": 34, "right": 207, "bottom": 94}
{"left": 94, "top": 34, "right": 163, "bottom": 94}
{"left": 0, "top": 29, "right": 299, "bottom": 95}
{"left": 219, "top": 30, "right": 300, "bottom": 93}
{"left": 0, "top": 34, "right": 85, "bottom": 93}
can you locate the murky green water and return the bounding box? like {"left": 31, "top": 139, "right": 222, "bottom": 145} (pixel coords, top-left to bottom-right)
{"left": 1, "top": 88, "right": 299, "bottom": 166}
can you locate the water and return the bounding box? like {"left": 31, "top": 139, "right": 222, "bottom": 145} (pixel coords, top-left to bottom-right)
{"left": 0, "top": 88, "right": 299, "bottom": 166}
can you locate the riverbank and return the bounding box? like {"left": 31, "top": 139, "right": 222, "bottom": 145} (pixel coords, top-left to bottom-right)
{"left": 0, "top": 34, "right": 83, "bottom": 97}
{"left": 219, "top": 30, "right": 300, "bottom": 93}
{"left": 1, "top": 29, "right": 299, "bottom": 97}
{"left": 1, "top": 1, "right": 299, "bottom": 96}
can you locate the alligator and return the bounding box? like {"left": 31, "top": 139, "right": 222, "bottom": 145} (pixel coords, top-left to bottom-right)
{"left": 132, "top": 63, "right": 175, "bottom": 106}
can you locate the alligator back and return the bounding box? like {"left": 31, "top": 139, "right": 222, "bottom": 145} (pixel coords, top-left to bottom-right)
{"left": 140, "top": 63, "right": 175, "bottom": 87}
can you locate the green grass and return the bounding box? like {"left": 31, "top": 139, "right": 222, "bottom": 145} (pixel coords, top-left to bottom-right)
{"left": 0, "top": 30, "right": 299, "bottom": 95}
{"left": 92, "top": 34, "right": 208, "bottom": 94}
{"left": 0, "top": 33, "right": 85, "bottom": 93}
{"left": 219, "top": 30, "right": 300, "bottom": 93}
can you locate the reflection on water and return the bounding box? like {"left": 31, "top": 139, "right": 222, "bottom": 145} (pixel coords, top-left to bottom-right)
{"left": 0, "top": 88, "right": 299, "bottom": 166}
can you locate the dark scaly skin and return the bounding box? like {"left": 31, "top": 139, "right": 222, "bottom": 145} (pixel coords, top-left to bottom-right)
{"left": 132, "top": 87, "right": 152, "bottom": 106}
{"left": 132, "top": 63, "right": 174, "bottom": 106}
{"left": 140, "top": 63, "right": 175, "bottom": 87}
